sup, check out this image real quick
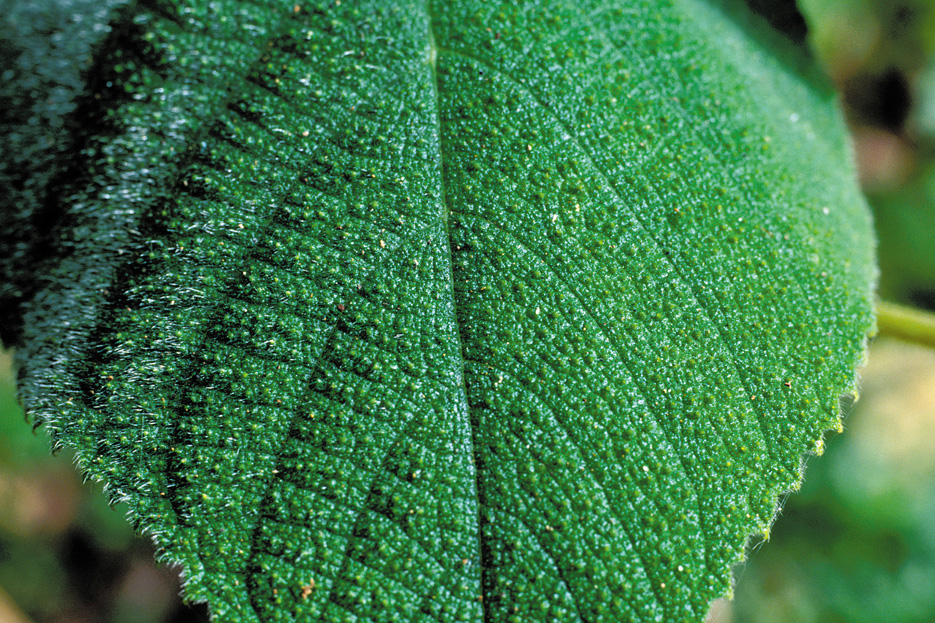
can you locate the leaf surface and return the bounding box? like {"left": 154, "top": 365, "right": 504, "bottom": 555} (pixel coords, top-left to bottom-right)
{"left": 10, "top": 0, "right": 874, "bottom": 621}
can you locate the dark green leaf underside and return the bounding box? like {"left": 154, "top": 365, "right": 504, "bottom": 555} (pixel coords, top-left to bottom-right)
{"left": 13, "top": 1, "right": 874, "bottom": 622}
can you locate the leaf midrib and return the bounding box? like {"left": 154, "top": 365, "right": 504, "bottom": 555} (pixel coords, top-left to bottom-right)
{"left": 424, "top": 5, "right": 491, "bottom": 621}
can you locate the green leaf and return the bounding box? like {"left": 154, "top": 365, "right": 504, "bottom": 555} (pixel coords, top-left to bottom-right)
{"left": 7, "top": 0, "right": 874, "bottom": 621}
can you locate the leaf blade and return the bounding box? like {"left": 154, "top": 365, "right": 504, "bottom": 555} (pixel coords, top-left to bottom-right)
{"left": 8, "top": 0, "right": 874, "bottom": 621}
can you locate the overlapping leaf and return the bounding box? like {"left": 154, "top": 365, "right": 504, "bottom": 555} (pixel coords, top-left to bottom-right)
{"left": 6, "top": 0, "right": 874, "bottom": 621}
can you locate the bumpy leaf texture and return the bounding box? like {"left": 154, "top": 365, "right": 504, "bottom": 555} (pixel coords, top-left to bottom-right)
{"left": 6, "top": 0, "right": 874, "bottom": 621}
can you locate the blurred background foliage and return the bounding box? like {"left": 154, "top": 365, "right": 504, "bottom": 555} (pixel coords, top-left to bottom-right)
{"left": 1, "top": 0, "right": 934, "bottom": 621}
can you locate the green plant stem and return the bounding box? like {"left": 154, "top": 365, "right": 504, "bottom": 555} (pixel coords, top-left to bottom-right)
{"left": 876, "top": 300, "right": 935, "bottom": 348}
